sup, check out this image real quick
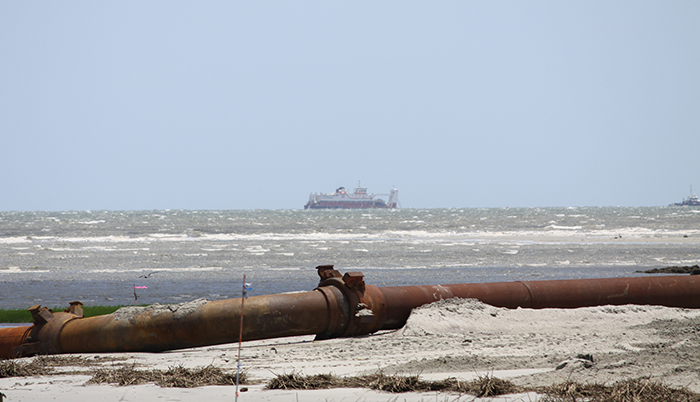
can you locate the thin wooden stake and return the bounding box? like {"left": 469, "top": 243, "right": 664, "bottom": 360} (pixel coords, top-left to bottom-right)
{"left": 235, "top": 275, "right": 246, "bottom": 401}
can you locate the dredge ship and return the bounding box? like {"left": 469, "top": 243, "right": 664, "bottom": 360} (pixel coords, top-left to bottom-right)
{"left": 304, "top": 185, "right": 399, "bottom": 209}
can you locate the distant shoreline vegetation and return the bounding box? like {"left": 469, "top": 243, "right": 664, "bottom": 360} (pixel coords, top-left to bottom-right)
{"left": 637, "top": 265, "right": 700, "bottom": 275}
{"left": 0, "top": 305, "right": 125, "bottom": 323}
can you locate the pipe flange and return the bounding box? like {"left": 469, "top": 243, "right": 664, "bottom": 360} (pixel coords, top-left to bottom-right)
{"left": 315, "top": 271, "right": 386, "bottom": 338}
{"left": 314, "top": 285, "right": 349, "bottom": 340}
{"left": 21, "top": 304, "right": 84, "bottom": 356}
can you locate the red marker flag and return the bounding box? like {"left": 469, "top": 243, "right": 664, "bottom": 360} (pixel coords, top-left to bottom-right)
{"left": 133, "top": 284, "right": 148, "bottom": 304}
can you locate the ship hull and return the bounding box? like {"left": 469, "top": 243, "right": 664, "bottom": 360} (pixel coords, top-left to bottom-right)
{"left": 672, "top": 201, "right": 700, "bottom": 206}
{"left": 305, "top": 201, "right": 390, "bottom": 209}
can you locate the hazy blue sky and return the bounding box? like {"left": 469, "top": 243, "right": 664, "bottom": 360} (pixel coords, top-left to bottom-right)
{"left": 2, "top": 2, "right": 699, "bottom": 211}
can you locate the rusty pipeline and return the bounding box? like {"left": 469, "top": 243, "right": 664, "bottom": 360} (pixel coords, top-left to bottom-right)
{"left": 1, "top": 265, "right": 699, "bottom": 359}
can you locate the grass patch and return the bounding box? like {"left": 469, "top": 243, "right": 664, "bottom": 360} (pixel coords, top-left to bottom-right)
{"left": 0, "top": 305, "right": 129, "bottom": 323}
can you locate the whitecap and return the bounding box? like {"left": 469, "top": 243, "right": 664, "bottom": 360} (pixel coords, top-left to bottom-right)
{"left": 0, "top": 267, "right": 50, "bottom": 274}
{"left": 0, "top": 237, "right": 33, "bottom": 244}
{"left": 547, "top": 225, "right": 583, "bottom": 230}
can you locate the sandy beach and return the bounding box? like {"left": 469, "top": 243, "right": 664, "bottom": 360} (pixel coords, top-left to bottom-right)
{"left": 2, "top": 297, "right": 699, "bottom": 401}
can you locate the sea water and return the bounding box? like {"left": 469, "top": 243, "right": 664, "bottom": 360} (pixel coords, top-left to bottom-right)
{"left": 1, "top": 207, "right": 699, "bottom": 309}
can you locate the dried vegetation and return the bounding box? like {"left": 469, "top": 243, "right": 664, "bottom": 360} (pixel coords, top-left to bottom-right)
{"left": 1, "top": 356, "right": 243, "bottom": 389}
{"left": 88, "top": 364, "right": 246, "bottom": 388}
{"left": 267, "top": 372, "right": 700, "bottom": 401}
{"left": 266, "top": 371, "right": 519, "bottom": 397}
{"left": 3, "top": 356, "right": 700, "bottom": 400}
{"left": 0, "top": 355, "right": 113, "bottom": 377}
{"left": 0, "top": 358, "right": 51, "bottom": 378}
{"left": 538, "top": 377, "right": 700, "bottom": 402}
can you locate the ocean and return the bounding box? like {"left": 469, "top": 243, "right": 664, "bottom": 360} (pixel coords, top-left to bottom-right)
{"left": 1, "top": 207, "right": 699, "bottom": 309}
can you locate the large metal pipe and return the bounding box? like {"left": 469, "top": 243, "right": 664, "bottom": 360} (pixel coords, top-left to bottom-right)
{"left": 1, "top": 265, "right": 699, "bottom": 359}
{"left": 376, "top": 275, "right": 700, "bottom": 330}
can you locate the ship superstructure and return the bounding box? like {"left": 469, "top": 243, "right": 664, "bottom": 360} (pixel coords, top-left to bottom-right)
{"left": 671, "top": 186, "right": 700, "bottom": 206}
{"left": 305, "top": 185, "right": 398, "bottom": 209}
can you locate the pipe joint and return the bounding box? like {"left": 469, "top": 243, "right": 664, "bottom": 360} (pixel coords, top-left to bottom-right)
{"left": 14, "top": 302, "right": 84, "bottom": 357}
{"left": 314, "top": 266, "right": 386, "bottom": 339}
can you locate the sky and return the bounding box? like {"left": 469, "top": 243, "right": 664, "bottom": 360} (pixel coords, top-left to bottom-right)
{"left": 1, "top": 2, "right": 699, "bottom": 211}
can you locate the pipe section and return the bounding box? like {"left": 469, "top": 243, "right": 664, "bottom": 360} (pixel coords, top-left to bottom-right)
{"left": 377, "top": 275, "right": 700, "bottom": 330}
{"left": 1, "top": 265, "right": 699, "bottom": 359}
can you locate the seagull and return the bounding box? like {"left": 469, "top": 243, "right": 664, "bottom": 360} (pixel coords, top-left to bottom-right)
{"left": 139, "top": 271, "right": 159, "bottom": 279}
